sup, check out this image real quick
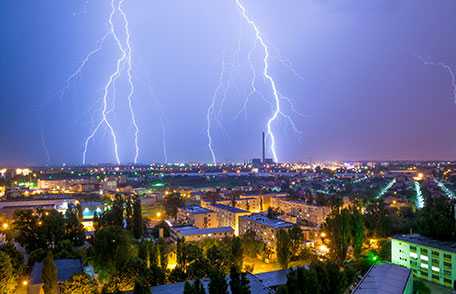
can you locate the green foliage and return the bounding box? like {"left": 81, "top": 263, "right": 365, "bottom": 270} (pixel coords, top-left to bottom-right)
{"left": 132, "top": 196, "right": 144, "bottom": 239}
{"left": 230, "top": 237, "right": 243, "bottom": 271}
{"left": 42, "top": 251, "right": 58, "bottom": 294}
{"left": 0, "top": 242, "right": 25, "bottom": 278}
{"left": 14, "top": 207, "right": 86, "bottom": 254}
{"left": 164, "top": 192, "right": 183, "bottom": 219}
{"left": 60, "top": 273, "right": 97, "bottom": 294}
{"left": 323, "top": 207, "right": 365, "bottom": 262}
{"left": 288, "top": 226, "right": 304, "bottom": 259}
{"left": 351, "top": 208, "right": 365, "bottom": 258}
{"left": 0, "top": 251, "right": 17, "bottom": 294}
{"left": 229, "top": 266, "right": 250, "bottom": 294}
{"left": 417, "top": 196, "right": 456, "bottom": 241}
{"left": 280, "top": 262, "right": 348, "bottom": 294}
{"left": 208, "top": 270, "right": 228, "bottom": 294}
{"left": 276, "top": 229, "right": 291, "bottom": 270}
{"left": 64, "top": 207, "right": 85, "bottom": 246}
{"left": 240, "top": 230, "right": 264, "bottom": 258}
{"left": 93, "top": 226, "right": 137, "bottom": 273}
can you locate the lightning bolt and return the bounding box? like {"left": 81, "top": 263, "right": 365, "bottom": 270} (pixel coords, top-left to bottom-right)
{"left": 119, "top": 0, "right": 140, "bottom": 164}
{"left": 58, "top": 32, "right": 110, "bottom": 101}
{"left": 234, "top": 0, "right": 282, "bottom": 163}
{"left": 207, "top": 57, "right": 228, "bottom": 165}
{"left": 418, "top": 56, "right": 456, "bottom": 104}
{"left": 82, "top": 0, "right": 140, "bottom": 165}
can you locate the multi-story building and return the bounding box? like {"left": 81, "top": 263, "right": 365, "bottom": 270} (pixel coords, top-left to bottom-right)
{"left": 217, "top": 197, "right": 262, "bottom": 213}
{"left": 176, "top": 206, "right": 218, "bottom": 229}
{"left": 269, "top": 198, "right": 331, "bottom": 226}
{"left": 201, "top": 203, "right": 250, "bottom": 235}
{"left": 391, "top": 234, "right": 456, "bottom": 289}
{"left": 239, "top": 214, "right": 293, "bottom": 251}
{"left": 170, "top": 226, "right": 234, "bottom": 242}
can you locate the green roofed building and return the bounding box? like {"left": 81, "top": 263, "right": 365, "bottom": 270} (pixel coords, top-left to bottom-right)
{"left": 391, "top": 234, "right": 456, "bottom": 289}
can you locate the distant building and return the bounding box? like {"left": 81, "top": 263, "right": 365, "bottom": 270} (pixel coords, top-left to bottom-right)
{"left": 170, "top": 226, "right": 234, "bottom": 242}
{"left": 176, "top": 206, "right": 218, "bottom": 228}
{"left": 29, "top": 259, "right": 83, "bottom": 294}
{"left": 0, "top": 199, "right": 78, "bottom": 217}
{"left": 391, "top": 234, "right": 456, "bottom": 289}
{"left": 270, "top": 198, "right": 331, "bottom": 226}
{"left": 239, "top": 214, "right": 293, "bottom": 251}
{"left": 217, "top": 197, "right": 262, "bottom": 213}
{"left": 352, "top": 263, "right": 413, "bottom": 294}
{"left": 202, "top": 203, "right": 250, "bottom": 235}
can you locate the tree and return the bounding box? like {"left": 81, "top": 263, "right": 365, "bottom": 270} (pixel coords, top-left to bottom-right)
{"left": 231, "top": 237, "right": 243, "bottom": 271}
{"left": 60, "top": 273, "right": 96, "bottom": 294}
{"left": 208, "top": 270, "right": 227, "bottom": 294}
{"left": 42, "top": 251, "right": 58, "bottom": 294}
{"left": 0, "top": 242, "right": 25, "bottom": 279}
{"left": 417, "top": 196, "right": 456, "bottom": 241}
{"left": 288, "top": 226, "right": 303, "bottom": 259}
{"left": 13, "top": 209, "right": 65, "bottom": 252}
{"left": 323, "top": 208, "right": 353, "bottom": 262}
{"left": 240, "top": 230, "right": 264, "bottom": 258}
{"left": 0, "top": 251, "right": 16, "bottom": 294}
{"left": 276, "top": 230, "right": 291, "bottom": 270}
{"left": 93, "top": 226, "right": 137, "bottom": 273}
{"left": 64, "top": 207, "right": 85, "bottom": 246}
{"left": 132, "top": 196, "right": 144, "bottom": 239}
{"left": 351, "top": 208, "right": 365, "bottom": 258}
{"left": 229, "top": 266, "right": 250, "bottom": 294}
{"left": 164, "top": 192, "right": 183, "bottom": 220}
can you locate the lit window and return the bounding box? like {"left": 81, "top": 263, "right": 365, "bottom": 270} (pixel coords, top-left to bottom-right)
{"left": 431, "top": 266, "right": 440, "bottom": 272}
{"left": 420, "top": 255, "right": 429, "bottom": 261}
{"left": 421, "top": 263, "right": 429, "bottom": 269}
{"left": 410, "top": 252, "right": 418, "bottom": 258}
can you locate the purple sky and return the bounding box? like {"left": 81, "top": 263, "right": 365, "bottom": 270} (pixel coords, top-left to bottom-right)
{"left": 0, "top": 0, "right": 455, "bottom": 165}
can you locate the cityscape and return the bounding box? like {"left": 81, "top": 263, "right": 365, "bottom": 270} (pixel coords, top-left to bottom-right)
{"left": 1, "top": 1, "right": 456, "bottom": 294}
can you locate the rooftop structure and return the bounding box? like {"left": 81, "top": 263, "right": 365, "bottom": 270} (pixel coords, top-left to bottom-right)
{"left": 171, "top": 225, "right": 234, "bottom": 242}
{"left": 151, "top": 271, "right": 276, "bottom": 294}
{"left": 241, "top": 214, "right": 293, "bottom": 230}
{"left": 352, "top": 263, "right": 413, "bottom": 294}
{"left": 394, "top": 234, "right": 456, "bottom": 254}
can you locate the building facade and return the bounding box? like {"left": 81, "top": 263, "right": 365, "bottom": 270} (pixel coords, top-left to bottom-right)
{"left": 239, "top": 214, "right": 293, "bottom": 251}
{"left": 201, "top": 203, "right": 250, "bottom": 235}
{"left": 391, "top": 234, "right": 456, "bottom": 289}
{"left": 269, "top": 198, "right": 331, "bottom": 226}
{"left": 176, "top": 206, "right": 218, "bottom": 228}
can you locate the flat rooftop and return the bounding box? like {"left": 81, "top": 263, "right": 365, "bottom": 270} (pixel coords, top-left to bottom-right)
{"left": 151, "top": 273, "right": 271, "bottom": 294}
{"left": 352, "top": 263, "right": 411, "bottom": 294}
{"left": 210, "top": 203, "right": 248, "bottom": 213}
{"left": 241, "top": 214, "right": 293, "bottom": 229}
{"left": 182, "top": 205, "right": 212, "bottom": 214}
{"left": 173, "top": 226, "right": 233, "bottom": 236}
{"left": 394, "top": 234, "right": 456, "bottom": 254}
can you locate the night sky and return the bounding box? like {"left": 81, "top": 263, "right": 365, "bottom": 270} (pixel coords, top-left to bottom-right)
{"left": 1, "top": 0, "right": 456, "bottom": 166}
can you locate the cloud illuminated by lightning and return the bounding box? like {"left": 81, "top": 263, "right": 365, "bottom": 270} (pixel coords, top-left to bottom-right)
{"left": 418, "top": 56, "right": 456, "bottom": 104}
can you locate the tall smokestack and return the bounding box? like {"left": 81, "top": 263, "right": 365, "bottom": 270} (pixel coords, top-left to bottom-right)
{"left": 262, "top": 132, "right": 265, "bottom": 163}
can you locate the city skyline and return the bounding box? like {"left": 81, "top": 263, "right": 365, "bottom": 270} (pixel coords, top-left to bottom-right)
{"left": 1, "top": 0, "right": 456, "bottom": 165}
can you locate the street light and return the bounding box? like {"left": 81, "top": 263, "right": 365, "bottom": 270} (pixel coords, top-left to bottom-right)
{"left": 2, "top": 223, "right": 8, "bottom": 230}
